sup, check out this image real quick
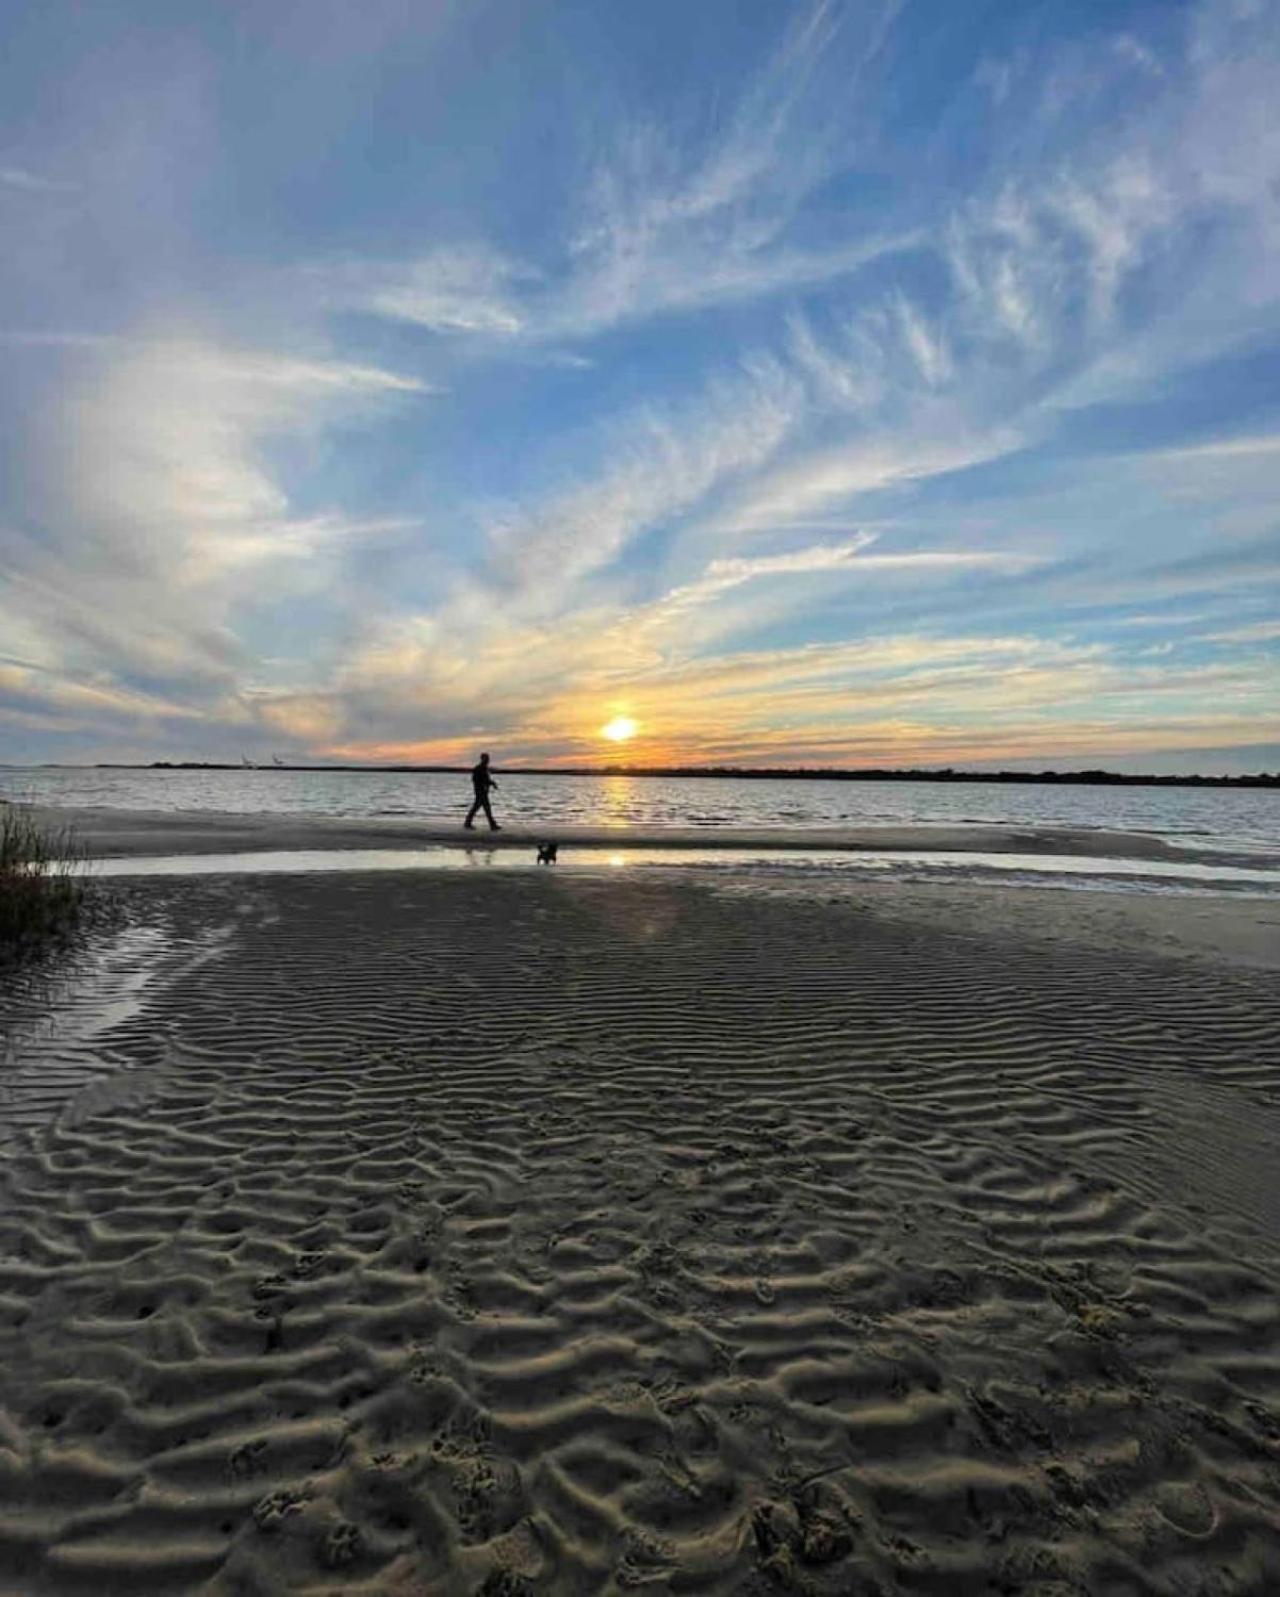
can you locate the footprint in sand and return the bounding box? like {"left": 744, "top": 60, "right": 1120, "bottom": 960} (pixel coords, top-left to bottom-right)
{"left": 320, "top": 1519, "right": 362, "bottom": 1568}
{"left": 252, "top": 1482, "right": 312, "bottom": 1531}
{"left": 1153, "top": 1482, "right": 1217, "bottom": 1539}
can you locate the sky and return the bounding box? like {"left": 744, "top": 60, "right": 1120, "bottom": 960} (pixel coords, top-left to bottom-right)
{"left": 1, "top": 0, "right": 1277, "bottom": 773}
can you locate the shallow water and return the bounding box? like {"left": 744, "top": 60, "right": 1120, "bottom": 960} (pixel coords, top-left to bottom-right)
{"left": 86, "top": 845, "right": 1280, "bottom": 895}
{"left": 5, "top": 765, "right": 1278, "bottom": 855}
{"left": 0, "top": 924, "right": 166, "bottom": 1146}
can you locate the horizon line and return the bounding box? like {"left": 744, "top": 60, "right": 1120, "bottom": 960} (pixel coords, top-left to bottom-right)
{"left": 5, "top": 761, "right": 1274, "bottom": 787}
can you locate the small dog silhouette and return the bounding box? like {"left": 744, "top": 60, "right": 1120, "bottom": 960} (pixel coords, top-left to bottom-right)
{"left": 536, "top": 842, "right": 559, "bottom": 865}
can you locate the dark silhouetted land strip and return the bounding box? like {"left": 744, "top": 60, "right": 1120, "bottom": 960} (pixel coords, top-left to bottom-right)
{"left": 101, "top": 762, "right": 1280, "bottom": 788}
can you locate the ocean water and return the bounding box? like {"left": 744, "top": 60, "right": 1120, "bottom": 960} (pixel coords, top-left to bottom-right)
{"left": 3, "top": 765, "right": 1278, "bottom": 857}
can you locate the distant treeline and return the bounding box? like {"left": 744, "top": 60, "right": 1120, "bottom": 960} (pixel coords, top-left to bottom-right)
{"left": 130, "top": 762, "right": 1280, "bottom": 788}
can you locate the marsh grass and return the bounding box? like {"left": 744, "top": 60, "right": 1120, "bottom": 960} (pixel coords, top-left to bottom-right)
{"left": 1, "top": 803, "right": 89, "bottom": 961}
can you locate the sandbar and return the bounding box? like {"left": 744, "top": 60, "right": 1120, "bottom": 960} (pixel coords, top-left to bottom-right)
{"left": 18, "top": 799, "right": 1267, "bottom": 868}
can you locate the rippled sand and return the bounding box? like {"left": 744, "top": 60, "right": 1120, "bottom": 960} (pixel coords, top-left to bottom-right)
{"left": 1, "top": 869, "right": 1278, "bottom": 1594}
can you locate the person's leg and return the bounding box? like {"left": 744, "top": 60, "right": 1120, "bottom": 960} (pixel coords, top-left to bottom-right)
{"left": 483, "top": 795, "right": 500, "bottom": 830}
{"left": 465, "top": 796, "right": 481, "bottom": 828}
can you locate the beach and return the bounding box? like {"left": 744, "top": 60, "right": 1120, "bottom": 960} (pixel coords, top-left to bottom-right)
{"left": 2, "top": 822, "right": 1279, "bottom": 1592}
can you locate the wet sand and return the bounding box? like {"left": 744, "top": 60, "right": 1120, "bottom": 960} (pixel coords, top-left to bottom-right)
{"left": 20, "top": 800, "right": 1258, "bottom": 867}
{"left": 1, "top": 862, "right": 1278, "bottom": 1593}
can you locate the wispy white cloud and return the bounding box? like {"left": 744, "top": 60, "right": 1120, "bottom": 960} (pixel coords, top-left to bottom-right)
{"left": 942, "top": 150, "right": 1177, "bottom": 365}
{"left": 484, "top": 354, "right": 806, "bottom": 595}
{"left": 1146, "top": 434, "right": 1280, "bottom": 463}
{"left": 711, "top": 423, "right": 1023, "bottom": 534}
{"left": 1116, "top": 611, "right": 1210, "bottom": 628}
{"left": 311, "top": 246, "right": 529, "bottom": 336}
{"left": 543, "top": 0, "right": 853, "bottom": 334}
{"left": 1198, "top": 619, "right": 1280, "bottom": 645}
{"left": 645, "top": 537, "right": 1040, "bottom": 628}
{"left": 57, "top": 336, "right": 424, "bottom": 546}
{"left": 330, "top": 1, "right": 912, "bottom": 347}
{"left": 1111, "top": 35, "right": 1165, "bottom": 80}
{"left": 1, "top": 334, "right": 429, "bottom": 730}
{"left": 0, "top": 166, "right": 77, "bottom": 192}
{"left": 0, "top": 660, "right": 202, "bottom": 724}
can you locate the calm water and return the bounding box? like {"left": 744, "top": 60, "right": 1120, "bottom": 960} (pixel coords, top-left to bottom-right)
{"left": 86, "top": 846, "right": 1280, "bottom": 892}
{"left": 3, "top": 766, "right": 1278, "bottom": 857}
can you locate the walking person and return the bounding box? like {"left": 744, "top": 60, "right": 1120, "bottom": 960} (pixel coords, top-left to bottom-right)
{"left": 464, "top": 752, "right": 501, "bottom": 831}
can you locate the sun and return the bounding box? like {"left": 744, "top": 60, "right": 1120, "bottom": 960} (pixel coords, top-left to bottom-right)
{"left": 601, "top": 715, "right": 639, "bottom": 743}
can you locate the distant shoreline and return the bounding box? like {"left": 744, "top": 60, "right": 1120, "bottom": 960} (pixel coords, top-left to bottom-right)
{"left": 37, "top": 761, "right": 1280, "bottom": 789}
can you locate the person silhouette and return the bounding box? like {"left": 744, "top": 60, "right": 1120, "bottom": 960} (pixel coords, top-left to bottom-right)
{"left": 464, "top": 752, "right": 501, "bottom": 831}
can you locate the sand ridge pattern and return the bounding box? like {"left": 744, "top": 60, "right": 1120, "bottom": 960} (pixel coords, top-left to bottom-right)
{"left": 1, "top": 870, "right": 1278, "bottom": 1594}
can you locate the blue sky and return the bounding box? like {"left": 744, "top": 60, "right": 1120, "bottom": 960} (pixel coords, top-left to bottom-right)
{"left": 1, "top": 0, "right": 1277, "bottom": 771}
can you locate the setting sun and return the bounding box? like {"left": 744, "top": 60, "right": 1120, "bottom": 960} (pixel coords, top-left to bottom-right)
{"left": 601, "top": 715, "right": 639, "bottom": 743}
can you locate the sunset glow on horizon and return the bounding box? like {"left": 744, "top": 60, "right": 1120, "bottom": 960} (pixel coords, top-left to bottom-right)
{"left": 1, "top": 2, "right": 1276, "bottom": 776}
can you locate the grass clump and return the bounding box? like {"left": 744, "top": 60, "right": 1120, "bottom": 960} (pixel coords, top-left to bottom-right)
{"left": 0, "top": 803, "right": 89, "bottom": 962}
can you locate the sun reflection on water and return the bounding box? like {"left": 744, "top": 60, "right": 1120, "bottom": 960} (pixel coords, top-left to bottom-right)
{"left": 600, "top": 774, "right": 638, "bottom": 830}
